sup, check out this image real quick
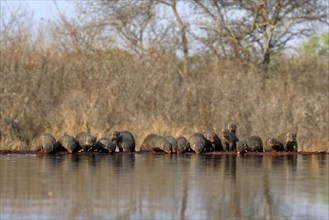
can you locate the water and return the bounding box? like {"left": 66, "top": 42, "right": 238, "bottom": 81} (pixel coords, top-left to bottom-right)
{"left": 0, "top": 153, "right": 328, "bottom": 219}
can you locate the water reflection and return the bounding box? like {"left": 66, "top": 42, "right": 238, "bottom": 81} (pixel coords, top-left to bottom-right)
{"left": 0, "top": 153, "right": 328, "bottom": 219}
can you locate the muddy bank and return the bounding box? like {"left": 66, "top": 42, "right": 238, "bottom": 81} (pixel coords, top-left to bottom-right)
{"left": 0, "top": 150, "right": 327, "bottom": 155}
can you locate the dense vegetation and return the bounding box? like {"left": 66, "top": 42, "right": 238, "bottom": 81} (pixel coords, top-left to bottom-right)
{"left": 0, "top": 2, "right": 328, "bottom": 151}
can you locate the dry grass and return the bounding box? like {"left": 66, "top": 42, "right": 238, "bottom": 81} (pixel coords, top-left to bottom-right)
{"left": 0, "top": 9, "right": 328, "bottom": 152}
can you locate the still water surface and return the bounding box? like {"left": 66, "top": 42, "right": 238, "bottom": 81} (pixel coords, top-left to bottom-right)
{"left": 0, "top": 153, "right": 328, "bottom": 219}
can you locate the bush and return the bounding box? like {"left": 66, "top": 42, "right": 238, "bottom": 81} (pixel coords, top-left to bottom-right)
{"left": 0, "top": 6, "right": 327, "bottom": 152}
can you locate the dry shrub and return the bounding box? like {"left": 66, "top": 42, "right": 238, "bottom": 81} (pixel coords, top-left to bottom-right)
{"left": 1, "top": 44, "right": 328, "bottom": 151}
{"left": 0, "top": 8, "right": 327, "bottom": 151}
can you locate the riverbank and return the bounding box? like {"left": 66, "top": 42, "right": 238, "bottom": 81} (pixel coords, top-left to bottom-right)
{"left": 0, "top": 150, "right": 327, "bottom": 155}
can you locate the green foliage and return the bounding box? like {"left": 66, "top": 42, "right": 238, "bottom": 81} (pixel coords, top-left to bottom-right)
{"left": 298, "top": 33, "right": 329, "bottom": 57}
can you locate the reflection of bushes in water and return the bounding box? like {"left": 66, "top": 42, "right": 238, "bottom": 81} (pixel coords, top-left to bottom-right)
{"left": 65, "top": 154, "right": 81, "bottom": 169}
{"left": 112, "top": 153, "right": 136, "bottom": 171}
{"left": 222, "top": 155, "right": 238, "bottom": 178}
{"left": 285, "top": 155, "right": 298, "bottom": 172}
{"left": 237, "top": 155, "right": 264, "bottom": 169}
{"left": 38, "top": 154, "right": 65, "bottom": 170}
{"left": 189, "top": 154, "right": 207, "bottom": 171}
{"left": 316, "top": 154, "right": 328, "bottom": 177}
{"left": 188, "top": 154, "right": 239, "bottom": 180}
{"left": 301, "top": 154, "right": 328, "bottom": 177}
{"left": 266, "top": 154, "right": 298, "bottom": 175}
{"left": 53, "top": 153, "right": 138, "bottom": 171}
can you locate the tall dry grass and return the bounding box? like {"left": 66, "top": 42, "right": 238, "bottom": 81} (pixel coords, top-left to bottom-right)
{"left": 0, "top": 7, "right": 328, "bottom": 152}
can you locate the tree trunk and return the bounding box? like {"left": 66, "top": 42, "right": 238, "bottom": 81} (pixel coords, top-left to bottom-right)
{"left": 171, "top": 0, "right": 189, "bottom": 76}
